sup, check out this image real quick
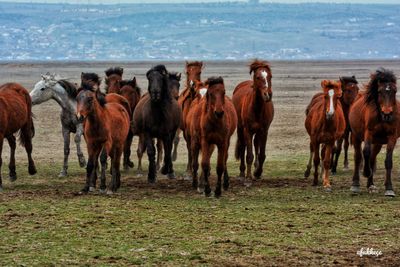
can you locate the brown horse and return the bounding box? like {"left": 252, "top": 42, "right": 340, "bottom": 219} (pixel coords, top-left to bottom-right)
{"left": 188, "top": 77, "right": 237, "bottom": 197}
{"left": 232, "top": 59, "right": 273, "bottom": 185}
{"left": 132, "top": 65, "right": 181, "bottom": 183}
{"left": 81, "top": 72, "right": 101, "bottom": 90}
{"left": 304, "top": 80, "right": 345, "bottom": 191}
{"left": 105, "top": 67, "right": 142, "bottom": 169}
{"left": 76, "top": 84, "right": 130, "bottom": 193}
{"left": 330, "top": 76, "right": 359, "bottom": 173}
{"left": 349, "top": 68, "right": 398, "bottom": 197}
{"left": 175, "top": 61, "right": 204, "bottom": 163}
{"left": 0, "top": 83, "right": 36, "bottom": 190}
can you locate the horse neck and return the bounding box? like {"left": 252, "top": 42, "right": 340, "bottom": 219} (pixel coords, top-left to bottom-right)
{"left": 86, "top": 102, "right": 107, "bottom": 132}
{"left": 52, "top": 84, "right": 76, "bottom": 113}
{"left": 251, "top": 83, "right": 265, "bottom": 114}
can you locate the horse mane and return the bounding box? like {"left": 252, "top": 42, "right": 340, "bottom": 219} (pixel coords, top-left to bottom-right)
{"left": 147, "top": 65, "right": 168, "bottom": 77}
{"left": 206, "top": 76, "right": 224, "bottom": 87}
{"left": 81, "top": 72, "right": 101, "bottom": 85}
{"left": 105, "top": 67, "right": 124, "bottom": 77}
{"left": 120, "top": 79, "right": 141, "bottom": 96}
{"left": 169, "top": 72, "right": 181, "bottom": 82}
{"left": 366, "top": 68, "right": 397, "bottom": 105}
{"left": 186, "top": 61, "right": 203, "bottom": 68}
{"left": 57, "top": 79, "right": 78, "bottom": 99}
{"left": 249, "top": 59, "right": 271, "bottom": 75}
{"left": 340, "top": 76, "right": 358, "bottom": 85}
{"left": 79, "top": 82, "right": 107, "bottom": 107}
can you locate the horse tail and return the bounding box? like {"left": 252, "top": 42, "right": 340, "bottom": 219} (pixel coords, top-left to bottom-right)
{"left": 19, "top": 90, "right": 35, "bottom": 146}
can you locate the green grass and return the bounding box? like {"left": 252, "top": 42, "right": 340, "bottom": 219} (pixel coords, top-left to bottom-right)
{"left": 0, "top": 155, "right": 399, "bottom": 266}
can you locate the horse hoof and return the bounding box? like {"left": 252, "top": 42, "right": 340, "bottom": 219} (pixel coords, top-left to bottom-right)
{"left": 384, "top": 190, "right": 395, "bottom": 197}
{"left": 324, "top": 187, "right": 332, "bottom": 193}
{"left": 9, "top": 174, "right": 17, "bottom": 182}
{"left": 350, "top": 185, "right": 361, "bottom": 194}
{"left": 148, "top": 178, "right": 156, "bottom": 184}
{"left": 197, "top": 187, "right": 204, "bottom": 194}
{"left": 244, "top": 181, "right": 252, "bottom": 188}
{"left": 79, "top": 157, "right": 86, "bottom": 168}
{"left": 99, "top": 188, "right": 107, "bottom": 194}
{"left": 304, "top": 169, "right": 311, "bottom": 178}
{"left": 343, "top": 166, "right": 349, "bottom": 171}
{"left": 204, "top": 190, "right": 212, "bottom": 197}
{"left": 160, "top": 166, "right": 168, "bottom": 175}
{"left": 237, "top": 176, "right": 245, "bottom": 182}
{"left": 184, "top": 175, "right": 192, "bottom": 181}
{"left": 167, "top": 172, "right": 176, "bottom": 179}
{"left": 58, "top": 171, "right": 67, "bottom": 178}
{"left": 128, "top": 161, "right": 134, "bottom": 168}
{"left": 214, "top": 191, "right": 221, "bottom": 198}
{"left": 368, "top": 185, "right": 378, "bottom": 194}
{"left": 106, "top": 190, "right": 114, "bottom": 195}
{"left": 223, "top": 183, "right": 229, "bottom": 191}
{"left": 89, "top": 186, "right": 96, "bottom": 192}
{"left": 79, "top": 187, "right": 89, "bottom": 194}
{"left": 331, "top": 170, "right": 336, "bottom": 175}
{"left": 0, "top": 186, "right": 3, "bottom": 192}
{"left": 136, "top": 173, "right": 143, "bottom": 178}
{"left": 29, "top": 165, "right": 37, "bottom": 175}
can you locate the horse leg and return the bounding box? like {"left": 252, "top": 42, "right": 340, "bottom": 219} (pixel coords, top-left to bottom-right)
{"left": 236, "top": 127, "right": 246, "bottom": 179}
{"left": 59, "top": 126, "right": 70, "bottom": 177}
{"left": 201, "top": 139, "right": 212, "bottom": 197}
{"left": 362, "top": 136, "right": 373, "bottom": 179}
{"left": 156, "top": 139, "right": 163, "bottom": 172}
{"left": 137, "top": 134, "right": 146, "bottom": 173}
{"left": 368, "top": 144, "right": 382, "bottom": 193}
{"left": 253, "top": 133, "right": 267, "bottom": 179}
{"left": 191, "top": 138, "right": 201, "bottom": 190}
{"left": 312, "top": 142, "right": 320, "bottom": 186}
{"left": 384, "top": 138, "right": 396, "bottom": 197}
{"left": 22, "top": 128, "right": 37, "bottom": 176}
{"left": 172, "top": 129, "right": 180, "bottom": 162}
{"left": 253, "top": 134, "right": 259, "bottom": 170}
{"left": 99, "top": 148, "right": 107, "bottom": 193}
{"left": 244, "top": 128, "right": 254, "bottom": 186}
{"left": 223, "top": 141, "right": 230, "bottom": 191}
{"left": 304, "top": 142, "right": 313, "bottom": 178}
{"left": 161, "top": 134, "right": 175, "bottom": 179}
{"left": 343, "top": 130, "right": 350, "bottom": 170}
{"left": 322, "top": 143, "right": 333, "bottom": 192}
{"left": 108, "top": 147, "right": 122, "bottom": 193}
{"left": 123, "top": 130, "right": 134, "bottom": 170}
{"left": 75, "top": 123, "right": 86, "bottom": 168}
{"left": 145, "top": 135, "right": 157, "bottom": 183}
{"left": 184, "top": 132, "right": 192, "bottom": 180}
{"left": 0, "top": 135, "right": 3, "bottom": 191}
{"left": 350, "top": 138, "right": 362, "bottom": 193}
{"left": 215, "top": 143, "right": 227, "bottom": 198}
{"left": 6, "top": 135, "right": 17, "bottom": 182}
{"left": 331, "top": 137, "right": 343, "bottom": 175}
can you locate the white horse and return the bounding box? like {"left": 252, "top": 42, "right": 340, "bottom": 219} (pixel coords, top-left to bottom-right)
{"left": 30, "top": 73, "right": 86, "bottom": 177}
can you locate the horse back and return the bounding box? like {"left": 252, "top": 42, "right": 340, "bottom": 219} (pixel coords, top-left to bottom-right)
{"left": 105, "top": 93, "right": 132, "bottom": 120}
{"left": 105, "top": 102, "right": 130, "bottom": 142}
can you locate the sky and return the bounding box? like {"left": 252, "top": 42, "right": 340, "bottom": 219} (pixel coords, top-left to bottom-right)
{"left": 0, "top": 0, "right": 399, "bottom": 4}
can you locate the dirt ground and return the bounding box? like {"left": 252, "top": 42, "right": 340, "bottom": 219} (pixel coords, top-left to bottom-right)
{"left": 2, "top": 60, "right": 400, "bottom": 163}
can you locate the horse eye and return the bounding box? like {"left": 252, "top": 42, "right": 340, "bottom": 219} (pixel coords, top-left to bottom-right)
{"left": 40, "top": 87, "right": 46, "bottom": 91}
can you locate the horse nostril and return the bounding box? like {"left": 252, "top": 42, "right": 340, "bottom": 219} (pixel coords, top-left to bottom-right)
{"left": 214, "top": 111, "right": 224, "bottom": 118}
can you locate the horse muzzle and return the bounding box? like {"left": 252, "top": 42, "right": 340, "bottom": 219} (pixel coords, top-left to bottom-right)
{"left": 381, "top": 112, "right": 393, "bottom": 122}
{"left": 214, "top": 110, "right": 225, "bottom": 119}
{"left": 326, "top": 112, "right": 334, "bottom": 120}
{"left": 76, "top": 112, "right": 85, "bottom": 122}
{"left": 263, "top": 92, "right": 272, "bottom": 102}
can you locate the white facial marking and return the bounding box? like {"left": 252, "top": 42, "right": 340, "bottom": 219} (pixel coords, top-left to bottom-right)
{"left": 261, "top": 70, "right": 269, "bottom": 88}
{"left": 386, "top": 86, "right": 390, "bottom": 91}
{"left": 190, "top": 80, "right": 194, "bottom": 87}
{"left": 328, "top": 89, "right": 335, "bottom": 115}
{"left": 199, "top": 88, "right": 207, "bottom": 98}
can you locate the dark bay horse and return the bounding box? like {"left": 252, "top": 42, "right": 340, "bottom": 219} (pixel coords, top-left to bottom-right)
{"left": 0, "top": 83, "right": 37, "bottom": 190}
{"left": 76, "top": 84, "right": 130, "bottom": 193}
{"left": 304, "top": 80, "right": 345, "bottom": 191}
{"left": 188, "top": 77, "right": 237, "bottom": 197}
{"left": 176, "top": 61, "right": 203, "bottom": 163}
{"left": 349, "top": 68, "right": 398, "bottom": 197}
{"left": 132, "top": 65, "right": 181, "bottom": 183}
{"left": 105, "top": 67, "right": 142, "bottom": 170}
{"left": 330, "top": 76, "right": 360, "bottom": 173}
{"left": 232, "top": 59, "right": 273, "bottom": 186}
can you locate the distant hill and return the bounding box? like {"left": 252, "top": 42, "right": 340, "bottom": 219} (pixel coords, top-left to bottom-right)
{"left": 0, "top": 2, "right": 399, "bottom": 60}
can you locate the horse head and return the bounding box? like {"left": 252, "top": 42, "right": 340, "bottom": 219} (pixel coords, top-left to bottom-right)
{"left": 367, "top": 68, "right": 397, "bottom": 122}
{"left": 249, "top": 59, "right": 272, "bottom": 102}
{"left": 76, "top": 84, "right": 106, "bottom": 121}
{"left": 146, "top": 65, "right": 169, "bottom": 103}
{"left": 81, "top": 72, "right": 101, "bottom": 91}
{"left": 168, "top": 72, "right": 181, "bottom": 100}
{"left": 105, "top": 67, "right": 124, "bottom": 94}
{"left": 205, "top": 76, "right": 225, "bottom": 119}
{"left": 185, "top": 61, "right": 203, "bottom": 88}
{"left": 30, "top": 73, "right": 60, "bottom": 104}
{"left": 339, "top": 76, "right": 359, "bottom": 106}
{"left": 321, "top": 80, "right": 342, "bottom": 120}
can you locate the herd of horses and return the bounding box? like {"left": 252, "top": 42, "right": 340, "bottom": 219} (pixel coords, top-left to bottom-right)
{"left": 0, "top": 60, "right": 397, "bottom": 198}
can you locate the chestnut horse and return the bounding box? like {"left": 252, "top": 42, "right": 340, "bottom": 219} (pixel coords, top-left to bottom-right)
{"left": 132, "top": 65, "right": 181, "bottom": 183}
{"left": 0, "top": 83, "right": 37, "bottom": 190}
{"left": 232, "top": 59, "right": 273, "bottom": 185}
{"left": 349, "top": 68, "right": 398, "bottom": 197}
{"left": 105, "top": 67, "right": 142, "bottom": 169}
{"left": 304, "top": 80, "right": 345, "bottom": 191}
{"left": 76, "top": 84, "right": 130, "bottom": 193}
{"left": 189, "top": 77, "right": 237, "bottom": 197}
{"left": 176, "top": 61, "right": 204, "bottom": 163}
{"left": 330, "top": 76, "right": 359, "bottom": 173}
{"left": 81, "top": 72, "right": 101, "bottom": 90}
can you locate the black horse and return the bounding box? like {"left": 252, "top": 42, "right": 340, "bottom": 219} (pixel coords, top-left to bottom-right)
{"left": 132, "top": 65, "right": 182, "bottom": 183}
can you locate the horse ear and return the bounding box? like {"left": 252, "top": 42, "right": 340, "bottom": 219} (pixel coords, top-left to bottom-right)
{"left": 105, "top": 77, "right": 109, "bottom": 85}
{"left": 132, "top": 76, "right": 137, "bottom": 85}
{"left": 185, "top": 61, "right": 189, "bottom": 66}
{"left": 321, "top": 80, "right": 329, "bottom": 89}
{"left": 177, "top": 73, "right": 182, "bottom": 81}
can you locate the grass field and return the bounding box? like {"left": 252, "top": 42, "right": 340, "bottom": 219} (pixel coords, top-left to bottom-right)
{"left": 0, "top": 61, "right": 399, "bottom": 266}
